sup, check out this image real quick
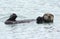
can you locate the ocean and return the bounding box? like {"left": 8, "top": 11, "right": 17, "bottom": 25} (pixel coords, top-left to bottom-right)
{"left": 0, "top": 0, "right": 60, "bottom": 39}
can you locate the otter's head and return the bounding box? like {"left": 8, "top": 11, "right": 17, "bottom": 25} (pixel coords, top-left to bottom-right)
{"left": 8, "top": 13, "right": 17, "bottom": 21}
{"left": 43, "top": 13, "right": 54, "bottom": 22}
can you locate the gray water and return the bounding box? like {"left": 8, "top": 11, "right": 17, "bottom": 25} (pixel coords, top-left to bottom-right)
{"left": 0, "top": 0, "right": 60, "bottom": 39}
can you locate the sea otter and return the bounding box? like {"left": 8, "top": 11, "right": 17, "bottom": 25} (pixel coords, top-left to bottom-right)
{"left": 5, "top": 13, "right": 54, "bottom": 24}
{"left": 36, "top": 13, "right": 54, "bottom": 24}
{"left": 5, "top": 13, "right": 35, "bottom": 24}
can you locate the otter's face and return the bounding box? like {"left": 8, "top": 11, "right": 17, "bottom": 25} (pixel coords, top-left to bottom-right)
{"left": 43, "top": 13, "right": 54, "bottom": 22}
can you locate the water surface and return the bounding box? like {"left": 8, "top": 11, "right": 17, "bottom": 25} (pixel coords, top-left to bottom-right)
{"left": 0, "top": 0, "right": 60, "bottom": 39}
